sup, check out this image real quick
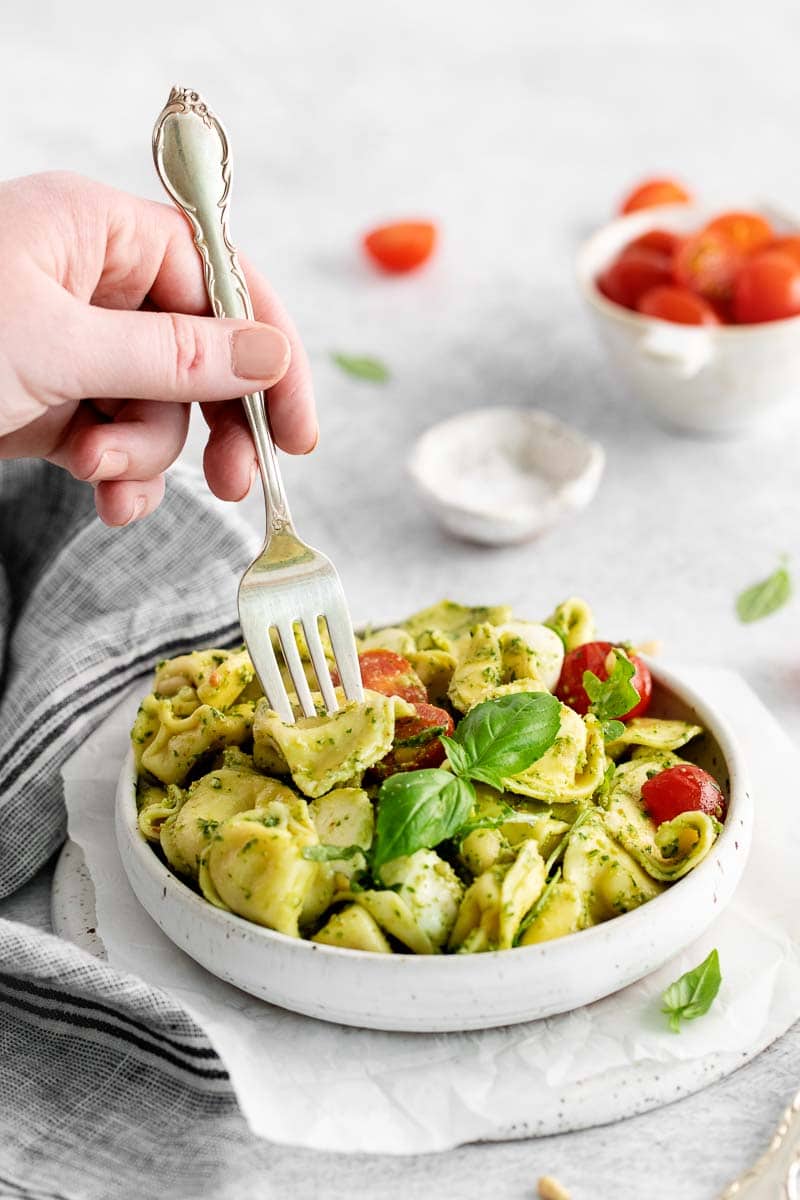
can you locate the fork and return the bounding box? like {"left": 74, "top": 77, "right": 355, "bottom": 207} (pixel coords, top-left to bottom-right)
{"left": 152, "top": 87, "right": 363, "bottom": 724}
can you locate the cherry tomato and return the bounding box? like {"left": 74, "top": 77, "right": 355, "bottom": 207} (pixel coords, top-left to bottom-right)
{"left": 673, "top": 230, "right": 743, "bottom": 304}
{"left": 363, "top": 221, "right": 437, "bottom": 273}
{"left": 334, "top": 650, "right": 427, "bottom": 705}
{"left": 620, "top": 178, "right": 692, "bottom": 215}
{"left": 626, "top": 229, "right": 682, "bottom": 257}
{"left": 768, "top": 235, "right": 800, "bottom": 268}
{"left": 704, "top": 211, "right": 773, "bottom": 255}
{"left": 373, "top": 702, "right": 455, "bottom": 778}
{"left": 636, "top": 285, "right": 721, "bottom": 326}
{"left": 555, "top": 641, "right": 652, "bottom": 720}
{"left": 733, "top": 249, "right": 800, "bottom": 323}
{"left": 596, "top": 248, "right": 673, "bottom": 309}
{"left": 641, "top": 763, "right": 727, "bottom": 825}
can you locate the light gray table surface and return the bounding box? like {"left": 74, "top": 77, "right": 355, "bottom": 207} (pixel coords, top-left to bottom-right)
{"left": 2, "top": 2, "right": 799, "bottom": 1196}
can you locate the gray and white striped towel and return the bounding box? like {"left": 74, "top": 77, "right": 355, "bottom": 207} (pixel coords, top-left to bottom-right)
{"left": 0, "top": 461, "right": 269, "bottom": 1199}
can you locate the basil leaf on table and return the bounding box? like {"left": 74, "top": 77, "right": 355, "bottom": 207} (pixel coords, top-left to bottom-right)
{"left": 583, "top": 649, "right": 639, "bottom": 733}
{"left": 331, "top": 352, "right": 391, "bottom": 382}
{"left": 372, "top": 770, "right": 475, "bottom": 873}
{"left": 661, "top": 948, "right": 722, "bottom": 1033}
{"left": 443, "top": 691, "right": 562, "bottom": 789}
{"left": 736, "top": 560, "right": 792, "bottom": 623}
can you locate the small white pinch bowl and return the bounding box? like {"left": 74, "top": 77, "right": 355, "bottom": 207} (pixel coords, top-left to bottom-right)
{"left": 407, "top": 406, "right": 605, "bottom": 545}
{"left": 577, "top": 203, "right": 800, "bottom": 435}
{"left": 116, "top": 662, "right": 752, "bottom": 1033}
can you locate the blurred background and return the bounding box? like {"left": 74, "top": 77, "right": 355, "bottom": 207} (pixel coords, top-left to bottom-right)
{"left": 2, "top": 0, "right": 798, "bottom": 734}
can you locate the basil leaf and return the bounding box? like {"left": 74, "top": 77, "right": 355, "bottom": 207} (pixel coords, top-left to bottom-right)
{"left": 583, "top": 649, "right": 639, "bottom": 722}
{"left": 602, "top": 719, "right": 625, "bottom": 742}
{"left": 301, "top": 843, "right": 363, "bottom": 863}
{"left": 736, "top": 560, "right": 792, "bottom": 623}
{"left": 331, "top": 352, "right": 390, "bottom": 382}
{"left": 372, "top": 770, "right": 475, "bottom": 872}
{"left": 449, "top": 692, "right": 562, "bottom": 788}
{"left": 440, "top": 735, "right": 470, "bottom": 777}
{"left": 661, "top": 948, "right": 722, "bottom": 1033}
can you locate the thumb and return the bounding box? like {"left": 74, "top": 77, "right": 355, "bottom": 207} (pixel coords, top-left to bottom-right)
{"left": 63, "top": 300, "right": 291, "bottom": 403}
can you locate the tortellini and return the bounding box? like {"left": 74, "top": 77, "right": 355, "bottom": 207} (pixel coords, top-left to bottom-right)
{"left": 133, "top": 597, "right": 723, "bottom": 956}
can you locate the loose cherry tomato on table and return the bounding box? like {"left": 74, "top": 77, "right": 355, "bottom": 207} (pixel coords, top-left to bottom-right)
{"left": 704, "top": 211, "right": 773, "bottom": 255}
{"left": 768, "top": 235, "right": 800, "bottom": 268}
{"left": 673, "top": 229, "right": 743, "bottom": 305}
{"left": 641, "top": 764, "right": 727, "bottom": 825}
{"left": 627, "top": 228, "right": 682, "bottom": 257}
{"left": 373, "top": 702, "right": 455, "bottom": 777}
{"left": 636, "top": 285, "right": 720, "bottom": 325}
{"left": 733, "top": 250, "right": 800, "bottom": 323}
{"left": 555, "top": 641, "right": 652, "bottom": 720}
{"left": 363, "top": 221, "right": 437, "bottom": 273}
{"left": 335, "top": 649, "right": 428, "bottom": 705}
{"left": 619, "top": 177, "right": 692, "bottom": 215}
{"left": 596, "top": 247, "right": 673, "bottom": 309}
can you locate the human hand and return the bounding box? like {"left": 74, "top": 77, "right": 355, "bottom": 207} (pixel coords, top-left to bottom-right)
{"left": 0, "top": 172, "right": 317, "bottom": 525}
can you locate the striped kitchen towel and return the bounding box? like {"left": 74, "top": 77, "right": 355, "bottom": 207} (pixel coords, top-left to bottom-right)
{"left": 0, "top": 460, "right": 263, "bottom": 1199}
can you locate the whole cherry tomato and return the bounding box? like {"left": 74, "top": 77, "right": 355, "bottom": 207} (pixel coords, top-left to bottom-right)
{"left": 555, "top": 642, "right": 652, "bottom": 720}
{"left": 620, "top": 178, "right": 692, "bottom": 215}
{"left": 733, "top": 250, "right": 800, "bottom": 323}
{"left": 596, "top": 247, "right": 673, "bottom": 309}
{"left": 636, "top": 285, "right": 721, "bottom": 325}
{"left": 334, "top": 649, "right": 427, "bottom": 705}
{"left": 641, "top": 763, "right": 727, "bottom": 825}
{"left": 627, "top": 229, "right": 682, "bottom": 257}
{"left": 704, "top": 211, "right": 773, "bottom": 255}
{"left": 373, "top": 702, "right": 455, "bottom": 778}
{"left": 673, "top": 230, "right": 743, "bottom": 304}
{"left": 363, "top": 221, "right": 436, "bottom": 273}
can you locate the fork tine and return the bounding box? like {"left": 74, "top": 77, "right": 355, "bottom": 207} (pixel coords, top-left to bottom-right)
{"left": 304, "top": 618, "right": 339, "bottom": 715}
{"left": 276, "top": 622, "right": 317, "bottom": 719}
{"left": 326, "top": 611, "right": 364, "bottom": 705}
{"left": 245, "top": 623, "right": 295, "bottom": 724}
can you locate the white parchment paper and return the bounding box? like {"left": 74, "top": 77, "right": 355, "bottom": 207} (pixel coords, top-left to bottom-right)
{"left": 62, "top": 667, "right": 800, "bottom": 1154}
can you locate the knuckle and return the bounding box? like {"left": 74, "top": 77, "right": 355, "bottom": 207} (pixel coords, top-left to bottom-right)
{"left": 164, "top": 312, "right": 205, "bottom": 391}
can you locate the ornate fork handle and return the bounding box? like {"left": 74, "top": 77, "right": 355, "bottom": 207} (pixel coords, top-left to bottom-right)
{"left": 720, "top": 1091, "right": 800, "bottom": 1199}
{"left": 152, "top": 87, "right": 292, "bottom": 540}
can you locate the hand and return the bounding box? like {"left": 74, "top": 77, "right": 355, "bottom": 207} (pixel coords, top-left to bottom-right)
{"left": 0, "top": 172, "right": 317, "bottom": 525}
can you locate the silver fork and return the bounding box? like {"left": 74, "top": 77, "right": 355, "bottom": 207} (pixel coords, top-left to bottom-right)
{"left": 152, "top": 87, "right": 363, "bottom": 724}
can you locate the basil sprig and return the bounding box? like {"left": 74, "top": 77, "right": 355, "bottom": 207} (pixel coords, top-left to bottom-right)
{"left": 661, "top": 948, "right": 722, "bottom": 1032}
{"left": 583, "top": 649, "right": 640, "bottom": 741}
{"left": 736, "top": 558, "right": 792, "bottom": 623}
{"left": 370, "top": 692, "right": 561, "bottom": 873}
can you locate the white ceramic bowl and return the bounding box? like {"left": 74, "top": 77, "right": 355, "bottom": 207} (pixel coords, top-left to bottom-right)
{"left": 407, "top": 406, "right": 604, "bottom": 545}
{"left": 116, "top": 661, "right": 752, "bottom": 1032}
{"left": 576, "top": 203, "right": 800, "bottom": 435}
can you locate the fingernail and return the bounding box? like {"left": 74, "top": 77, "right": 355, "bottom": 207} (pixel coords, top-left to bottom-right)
{"left": 231, "top": 326, "right": 290, "bottom": 382}
{"left": 90, "top": 449, "right": 128, "bottom": 481}
{"left": 304, "top": 426, "right": 320, "bottom": 455}
{"left": 127, "top": 496, "right": 147, "bottom": 524}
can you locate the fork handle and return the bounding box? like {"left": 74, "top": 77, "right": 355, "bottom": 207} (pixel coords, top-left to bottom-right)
{"left": 152, "top": 87, "right": 293, "bottom": 537}
{"left": 719, "top": 1089, "right": 800, "bottom": 1198}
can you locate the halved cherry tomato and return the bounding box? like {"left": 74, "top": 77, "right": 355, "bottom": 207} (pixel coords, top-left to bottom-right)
{"left": 555, "top": 641, "right": 652, "bottom": 720}
{"left": 704, "top": 211, "right": 773, "bottom": 255}
{"left": 641, "top": 763, "right": 726, "bottom": 825}
{"left": 636, "top": 285, "right": 721, "bottom": 326}
{"left": 363, "top": 221, "right": 437, "bottom": 273}
{"left": 334, "top": 649, "right": 427, "bottom": 705}
{"left": 627, "top": 229, "right": 682, "bottom": 257}
{"left": 673, "top": 230, "right": 743, "bottom": 304}
{"left": 620, "top": 178, "right": 692, "bottom": 215}
{"left": 733, "top": 249, "right": 800, "bottom": 323}
{"left": 373, "top": 702, "right": 455, "bottom": 777}
{"left": 768, "top": 235, "right": 800, "bottom": 268}
{"left": 596, "top": 247, "right": 673, "bottom": 309}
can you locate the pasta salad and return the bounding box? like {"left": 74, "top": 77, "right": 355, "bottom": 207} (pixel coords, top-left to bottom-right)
{"left": 131, "top": 599, "right": 726, "bottom": 955}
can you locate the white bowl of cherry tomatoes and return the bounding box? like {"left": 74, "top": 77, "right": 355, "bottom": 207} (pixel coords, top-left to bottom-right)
{"left": 577, "top": 178, "right": 800, "bottom": 434}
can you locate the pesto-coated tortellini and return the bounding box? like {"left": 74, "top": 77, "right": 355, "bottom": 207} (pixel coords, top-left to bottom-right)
{"left": 253, "top": 690, "right": 396, "bottom": 798}
{"left": 134, "top": 597, "right": 726, "bottom": 959}
{"left": 604, "top": 757, "right": 719, "bottom": 881}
